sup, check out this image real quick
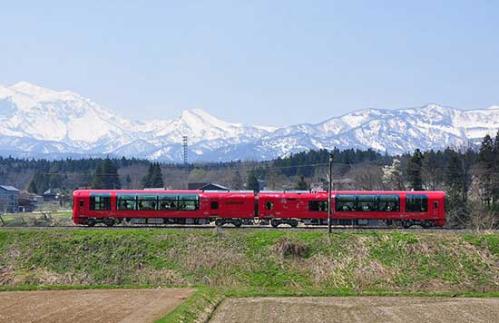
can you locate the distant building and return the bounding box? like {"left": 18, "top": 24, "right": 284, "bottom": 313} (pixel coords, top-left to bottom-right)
{"left": 0, "top": 185, "right": 20, "bottom": 213}
{"left": 18, "top": 191, "right": 43, "bottom": 212}
{"left": 187, "top": 182, "right": 230, "bottom": 191}
{"left": 42, "top": 188, "right": 60, "bottom": 202}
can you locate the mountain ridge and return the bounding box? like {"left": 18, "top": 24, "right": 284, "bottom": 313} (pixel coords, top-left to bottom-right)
{"left": 0, "top": 82, "right": 498, "bottom": 161}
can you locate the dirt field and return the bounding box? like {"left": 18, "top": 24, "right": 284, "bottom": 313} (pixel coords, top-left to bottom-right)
{"left": 210, "top": 296, "right": 499, "bottom": 323}
{"left": 0, "top": 288, "right": 193, "bottom": 323}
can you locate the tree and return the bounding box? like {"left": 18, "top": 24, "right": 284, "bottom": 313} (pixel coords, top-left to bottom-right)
{"left": 492, "top": 130, "right": 499, "bottom": 206}
{"left": 295, "top": 176, "right": 309, "bottom": 190}
{"left": 407, "top": 149, "right": 424, "bottom": 191}
{"left": 151, "top": 164, "right": 164, "bottom": 188}
{"left": 445, "top": 151, "right": 470, "bottom": 227}
{"left": 477, "top": 135, "right": 494, "bottom": 206}
{"left": 230, "top": 170, "right": 244, "bottom": 190}
{"left": 92, "top": 158, "right": 121, "bottom": 189}
{"left": 142, "top": 163, "right": 164, "bottom": 188}
{"left": 382, "top": 158, "right": 404, "bottom": 190}
{"left": 125, "top": 175, "right": 132, "bottom": 188}
{"left": 246, "top": 171, "right": 260, "bottom": 192}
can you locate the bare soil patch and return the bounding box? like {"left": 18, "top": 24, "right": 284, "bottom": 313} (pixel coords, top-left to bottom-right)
{"left": 0, "top": 288, "right": 193, "bottom": 323}
{"left": 210, "top": 296, "right": 499, "bottom": 323}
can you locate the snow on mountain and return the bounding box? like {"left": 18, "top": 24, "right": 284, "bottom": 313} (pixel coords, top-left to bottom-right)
{"left": 0, "top": 82, "right": 498, "bottom": 161}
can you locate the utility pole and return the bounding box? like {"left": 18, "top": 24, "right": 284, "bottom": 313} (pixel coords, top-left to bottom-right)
{"left": 183, "top": 136, "right": 188, "bottom": 189}
{"left": 328, "top": 151, "right": 334, "bottom": 234}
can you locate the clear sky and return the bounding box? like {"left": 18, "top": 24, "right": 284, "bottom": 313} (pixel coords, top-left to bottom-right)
{"left": 1, "top": 0, "right": 498, "bottom": 126}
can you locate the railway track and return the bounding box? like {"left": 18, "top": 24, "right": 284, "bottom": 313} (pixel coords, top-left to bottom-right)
{"left": 0, "top": 224, "right": 486, "bottom": 233}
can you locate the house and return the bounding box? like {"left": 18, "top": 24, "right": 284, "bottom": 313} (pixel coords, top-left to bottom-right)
{"left": 0, "top": 185, "right": 20, "bottom": 213}
{"left": 42, "top": 189, "right": 60, "bottom": 202}
{"left": 18, "top": 191, "right": 43, "bottom": 212}
{"left": 187, "top": 182, "right": 230, "bottom": 191}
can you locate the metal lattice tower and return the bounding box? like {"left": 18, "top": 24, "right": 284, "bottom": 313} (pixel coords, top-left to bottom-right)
{"left": 182, "top": 136, "right": 188, "bottom": 165}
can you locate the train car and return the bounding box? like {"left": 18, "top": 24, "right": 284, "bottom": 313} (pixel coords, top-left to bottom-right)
{"left": 73, "top": 189, "right": 445, "bottom": 228}
{"left": 72, "top": 189, "right": 254, "bottom": 226}
{"left": 258, "top": 191, "right": 329, "bottom": 227}
{"left": 257, "top": 190, "right": 446, "bottom": 228}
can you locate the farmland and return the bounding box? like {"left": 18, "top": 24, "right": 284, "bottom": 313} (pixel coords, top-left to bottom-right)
{"left": 0, "top": 228, "right": 497, "bottom": 322}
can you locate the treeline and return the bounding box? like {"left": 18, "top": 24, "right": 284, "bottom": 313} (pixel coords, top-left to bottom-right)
{"left": 0, "top": 132, "right": 498, "bottom": 228}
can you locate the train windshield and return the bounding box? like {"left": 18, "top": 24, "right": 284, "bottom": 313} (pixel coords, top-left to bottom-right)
{"left": 405, "top": 194, "right": 428, "bottom": 212}
{"left": 90, "top": 193, "right": 111, "bottom": 211}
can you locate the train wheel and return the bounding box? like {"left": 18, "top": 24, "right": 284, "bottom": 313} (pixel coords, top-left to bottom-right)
{"left": 87, "top": 219, "right": 96, "bottom": 227}
{"left": 105, "top": 219, "right": 115, "bottom": 227}
{"left": 271, "top": 219, "right": 279, "bottom": 228}
{"left": 290, "top": 220, "right": 298, "bottom": 228}
{"left": 215, "top": 219, "right": 224, "bottom": 227}
{"left": 234, "top": 219, "right": 242, "bottom": 228}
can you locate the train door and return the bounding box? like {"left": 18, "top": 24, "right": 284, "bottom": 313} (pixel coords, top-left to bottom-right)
{"left": 431, "top": 199, "right": 439, "bottom": 217}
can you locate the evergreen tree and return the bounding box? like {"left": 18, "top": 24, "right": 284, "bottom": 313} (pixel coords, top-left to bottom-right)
{"left": 27, "top": 178, "right": 38, "bottom": 194}
{"left": 478, "top": 135, "right": 494, "bottom": 206}
{"left": 493, "top": 130, "right": 499, "bottom": 206}
{"left": 92, "top": 158, "right": 121, "bottom": 189}
{"left": 445, "top": 151, "right": 470, "bottom": 227}
{"left": 125, "top": 175, "right": 132, "bottom": 188}
{"left": 142, "top": 163, "right": 164, "bottom": 188}
{"left": 230, "top": 170, "right": 244, "bottom": 190}
{"left": 295, "top": 176, "right": 309, "bottom": 190}
{"left": 150, "top": 163, "right": 164, "bottom": 188}
{"left": 246, "top": 171, "right": 260, "bottom": 192}
{"left": 407, "top": 149, "right": 424, "bottom": 191}
{"left": 142, "top": 164, "right": 154, "bottom": 188}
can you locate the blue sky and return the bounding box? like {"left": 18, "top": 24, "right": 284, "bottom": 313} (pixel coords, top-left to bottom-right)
{"left": 1, "top": 0, "right": 498, "bottom": 126}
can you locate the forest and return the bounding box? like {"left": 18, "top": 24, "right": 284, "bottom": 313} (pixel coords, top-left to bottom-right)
{"left": 0, "top": 131, "right": 498, "bottom": 228}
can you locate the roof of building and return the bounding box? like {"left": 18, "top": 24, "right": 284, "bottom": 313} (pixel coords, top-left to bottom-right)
{"left": 187, "top": 182, "right": 230, "bottom": 191}
{"left": 0, "top": 185, "right": 20, "bottom": 192}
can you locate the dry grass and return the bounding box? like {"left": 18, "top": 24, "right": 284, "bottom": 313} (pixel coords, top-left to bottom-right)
{"left": 272, "top": 238, "right": 310, "bottom": 258}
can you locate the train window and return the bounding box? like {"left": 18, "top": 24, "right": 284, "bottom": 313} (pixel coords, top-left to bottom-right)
{"left": 265, "top": 201, "right": 274, "bottom": 210}
{"left": 178, "top": 194, "right": 199, "bottom": 211}
{"left": 158, "top": 195, "right": 177, "bottom": 210}
{"left": 117, "top": 195, "right": 137, "bottom": 210}
{"left": 137, "top": 195, "right": 157, "bottom": 211}
{"left": 309, "top": 200, "right": 327, "bottom": 212}
{"left": 335, "top": 195, "right": 356, "bottom": 211}
{"left": 406, "top": 194, "right": 428, "bottom": 212}
{"left": 356, "top": 195, "right": 377, "bottom": 211}
{"left": 90, "top": 194, "right": 111, "bottom": 211}
{"left": 79, "top": 200, "right": 84, "bottom": 207}
{"left": 378, "top": 195, "right": 400, "bottom": 212}
{"left": 434, "top": 201, "right": 439, "bottom": 209}
{"left": 211, "top": 201, "right": 219, "bottom": 209}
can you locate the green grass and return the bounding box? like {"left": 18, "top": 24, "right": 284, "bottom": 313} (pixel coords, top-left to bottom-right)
{"left": 0, "top": 228, "right": 498, "bottom": 322}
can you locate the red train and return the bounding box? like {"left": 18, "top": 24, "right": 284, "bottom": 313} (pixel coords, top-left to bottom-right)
{"left": 72, "top": 190, "right": 446, "bottom": 228}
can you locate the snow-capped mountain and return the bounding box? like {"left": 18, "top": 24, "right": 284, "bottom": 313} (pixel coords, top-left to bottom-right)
{"left": 0, "top": 82, "right": 498, "bottom": 161}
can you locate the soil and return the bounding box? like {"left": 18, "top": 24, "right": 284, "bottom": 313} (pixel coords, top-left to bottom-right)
{"left": 0, "top": 288, "right": 193, "bottom": 323}
{"left": 209, "top": 296, "right": 499, "bottom": 323}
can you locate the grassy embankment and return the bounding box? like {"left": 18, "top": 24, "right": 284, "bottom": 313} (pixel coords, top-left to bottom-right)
{"left": 0, "top": 211, "right": 73, "bottom": 227}
{"left": 0, "top": 228, "right": 497, "bottom": 321}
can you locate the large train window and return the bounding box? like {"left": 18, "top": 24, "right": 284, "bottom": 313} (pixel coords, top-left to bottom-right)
{"left": 336, "top": 195, "right": 400, "bottom": 212}
{"left": 357, "top": 195, "right": 377, "bottom": 211}
{"left": 309, "top": 200, "right": 327, "bottom": 212}
{"left": 406, "top": 194, "right": 428, "bottom": 212}
{"left": 378, "top": 195, "right": 400, "bottom": 212}
{"left": 137, "top": 195, "right": 157, "bottom": 211}
{"left": 117, "top": 195, "right": 137, "bottom": 210}
{"left": 90, "top": 194, "right": 111, "bottom": 211}
{"left": 336, "top": 195, "right": 356, "bottom": 211}
{"left": 178, "top": 194, "right": 199, "bottom": 211}
{"left": 158, "top": 195, "right": 177, "bottom": 210}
